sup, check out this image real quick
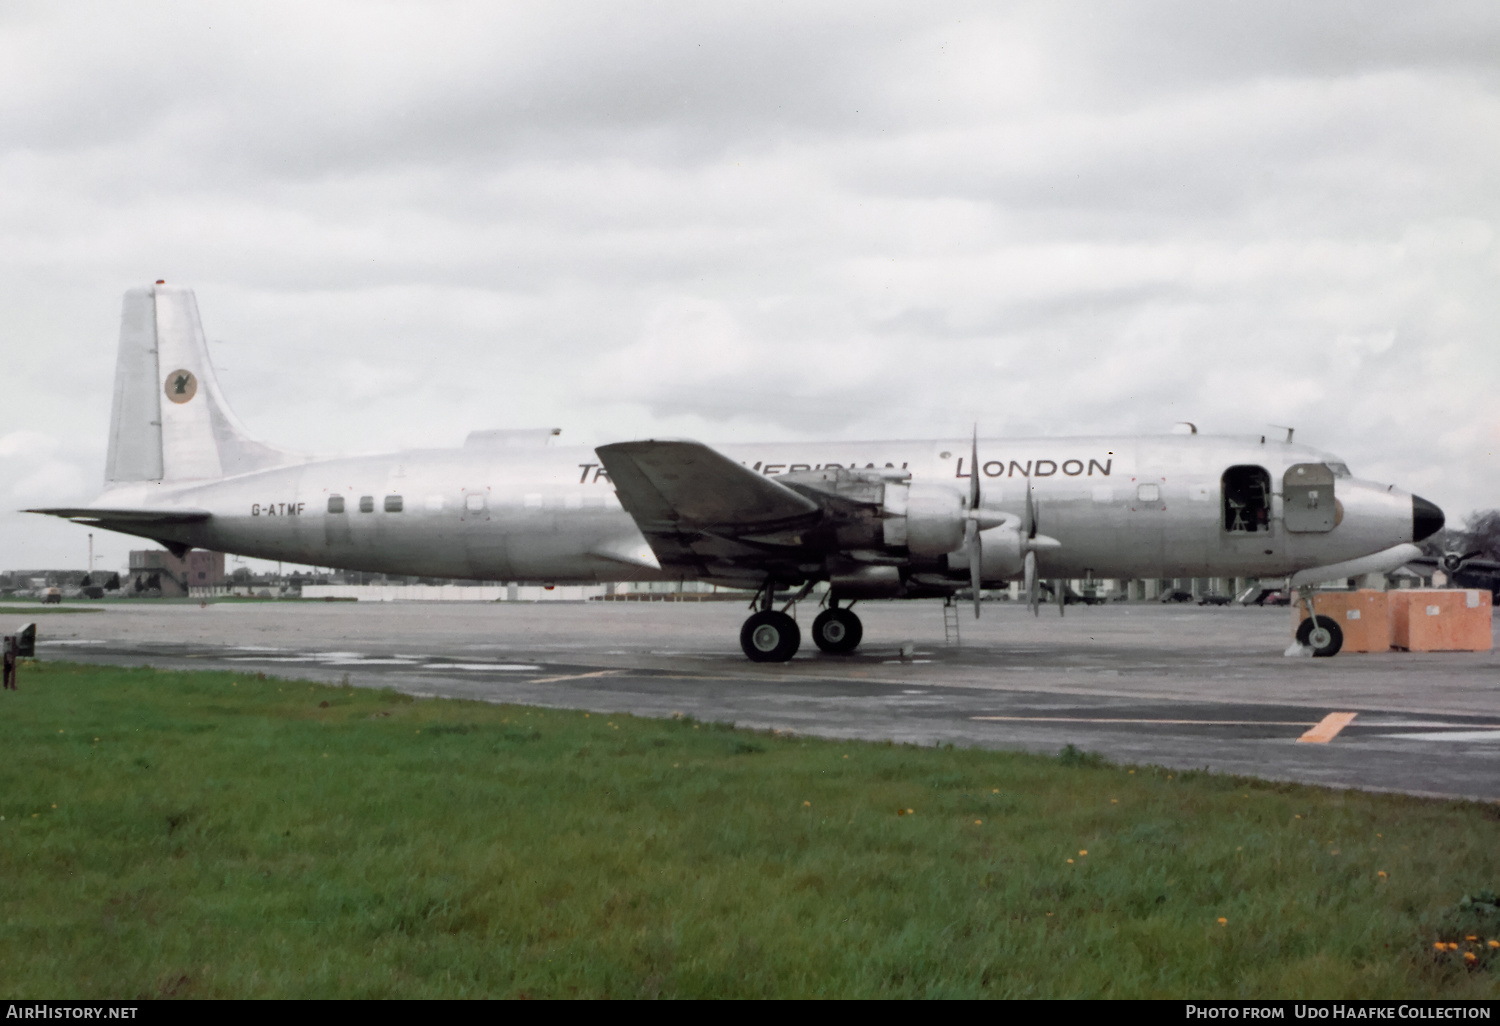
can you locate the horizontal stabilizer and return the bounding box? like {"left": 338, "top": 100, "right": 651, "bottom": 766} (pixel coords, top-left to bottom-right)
{"left": 595, "top": 440, "right": 819, "bottom": 532}
{"left": 26, "top": 507, "right": 211, "bottom": 526}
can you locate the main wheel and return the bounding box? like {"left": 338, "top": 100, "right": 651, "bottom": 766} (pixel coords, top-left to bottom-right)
{"left": 1295, "top": 616, "right": 1344, "bottom": 657}
{"left": 811, "top": 607, "right": 863, "bottom": 654}
{"left": 740, "top": 610, "right": 802, "bottom": 662}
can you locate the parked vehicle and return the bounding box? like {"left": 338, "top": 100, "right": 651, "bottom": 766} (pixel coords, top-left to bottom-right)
{"left": 1197, "top": 593, "right": 1233, "bottom": 606}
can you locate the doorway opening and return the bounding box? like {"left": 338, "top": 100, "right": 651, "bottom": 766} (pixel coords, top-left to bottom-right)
{"left": 1222, "top": 465, "right": 1271, "bottom": 533}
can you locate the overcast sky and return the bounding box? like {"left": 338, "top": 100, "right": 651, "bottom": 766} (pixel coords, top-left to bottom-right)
{"left": 2, "top": 1, "right": 1497, "bottom": 572}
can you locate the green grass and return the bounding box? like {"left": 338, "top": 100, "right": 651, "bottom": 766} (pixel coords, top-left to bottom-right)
{"left": 2, "top": 661, "right": 1498, "bottom": 999}
{"left": 0, "top": 604, "right": 104, "bottom": 614}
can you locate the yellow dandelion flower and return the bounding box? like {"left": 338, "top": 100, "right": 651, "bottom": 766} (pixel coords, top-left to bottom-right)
{"left": 51, "top": 804, "right": 56, "bottom": 809}
{"left": 1487, "top": 940, "right": 1498, "bottom": 949}
{"left": 907, "top": 808, "right": 914, "bottom": 815}
{"left": 1079, "top": 850, "right": 1087, "bottom": 856}
{"left": 1377, "top": 871, "right": 1387, "bottom": 878}
{"left": 992, "top": 788, "right": 1000, "bottom": 793}
{"left": 1128, "top": 770, "right": 1135, "bottom": 774}
{"left": 1067, "top": 858, "right": 1074, "bottom": 864}
{"left": 1447, "top": 942, "right": 1460, "bottom": 951}
{"left": 1466, "top": 935, "right": 1478, "bottom": 942}
{"left": 1463, "top": 952, "right": 1477, "bottom": 963}
{"left": 974, "top": 819, "right": 982, "bottom": 825}
{"left": 1434, "top": 942, "right": 1447, "bottom": 951}
{"left": 1217, "top": 918, "right": 1227, "bottom": 925}
{"left": 843, "top": 754, "right": 849, "bottom": 759}
{"left": 803, "top": 801, "right": 811, "bottom": 807}
{"left": 1110, "top": 798, "right": 1118, "bottom": 804}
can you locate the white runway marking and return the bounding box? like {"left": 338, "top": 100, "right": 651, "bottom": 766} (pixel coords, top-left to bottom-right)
{"left": 421, "top": 663, "right": 541, "bottom": 671}
{"left": 527, "top": 669, "right": 624, "bottom": 684}
{"left": 1377, "top": 730, "right": 1500, "bottom": 742}
{"left": 972, "top": 716, "right": 1318, "bottom": 726}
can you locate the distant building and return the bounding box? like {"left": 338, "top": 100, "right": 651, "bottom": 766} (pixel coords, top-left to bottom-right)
{"left": 128, "top": 549, "right": 225, "bottom": 597}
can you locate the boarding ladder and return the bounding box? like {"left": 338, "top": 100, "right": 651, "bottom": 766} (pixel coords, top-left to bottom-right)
{"left": 942, "top": 597, "right": 961, "bottom": 646}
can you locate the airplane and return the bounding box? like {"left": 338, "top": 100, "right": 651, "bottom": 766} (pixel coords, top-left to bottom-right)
{"left": 29, "top": 284, "right": 1446, "bottom": 661}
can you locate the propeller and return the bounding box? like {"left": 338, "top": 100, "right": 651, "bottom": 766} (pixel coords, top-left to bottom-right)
{"left": 1441, "top": 550, "right": 1483, "bottom": 576}
{"left": 961, "top": 427, "right": 1058, "bottom": 618}
{"left": 1023, "top": 482, "right": 1039, "bottom": 616}
{"left": 964, "top": 429, "right": 983, "bottom": 617}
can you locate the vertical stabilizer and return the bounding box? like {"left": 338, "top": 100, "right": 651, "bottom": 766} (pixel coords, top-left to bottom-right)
{"left": 104, "top": 284, "right": 294, "bottom": 484}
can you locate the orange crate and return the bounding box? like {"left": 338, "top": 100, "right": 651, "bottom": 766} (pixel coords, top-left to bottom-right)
{"left": 1389, "top": 589, "right": 1493, "bottom": 652}
{"left": 1294, "top": 590, "right": 1392, "bottom": 653}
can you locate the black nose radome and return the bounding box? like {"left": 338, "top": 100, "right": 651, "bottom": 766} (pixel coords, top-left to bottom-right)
{"left": 1412, "top": 495, "right": 1445, "bottom": 542}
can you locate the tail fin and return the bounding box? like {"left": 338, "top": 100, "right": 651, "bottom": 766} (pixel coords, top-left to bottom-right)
{"left": 105, "top": 285, "right": 294, "bottom": 484}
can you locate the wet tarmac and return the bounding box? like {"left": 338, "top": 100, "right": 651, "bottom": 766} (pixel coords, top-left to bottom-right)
{"left": 22, "top": 598, "right": 1500, "bottom": 802}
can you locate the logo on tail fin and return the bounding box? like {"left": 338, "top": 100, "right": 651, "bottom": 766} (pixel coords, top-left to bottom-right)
{"left": 165, "top": 369, "right": 198, "bottom": 404}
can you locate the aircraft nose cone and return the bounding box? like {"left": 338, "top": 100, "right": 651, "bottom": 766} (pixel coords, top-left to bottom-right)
{"left": 1412, "top": 495, "right": 1445, "bottom": 542}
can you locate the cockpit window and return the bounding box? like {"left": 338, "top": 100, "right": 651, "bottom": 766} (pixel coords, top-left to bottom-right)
{"left": 1325, "top": 462, "right": 1351, "bottom": 478}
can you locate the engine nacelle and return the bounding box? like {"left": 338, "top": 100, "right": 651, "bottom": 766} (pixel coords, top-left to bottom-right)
{"left": 883, "top": 482, "right": 966, "bottom": 556}
{"left": 945, "top": 525, "right": 1025, "bottom": 580}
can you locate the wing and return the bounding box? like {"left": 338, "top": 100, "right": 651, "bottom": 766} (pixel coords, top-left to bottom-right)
{"left": 595, "top": 440, "right": 825, "bottom": 584}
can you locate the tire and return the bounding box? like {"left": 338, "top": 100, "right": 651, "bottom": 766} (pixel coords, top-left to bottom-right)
{"left": 811, "top": 608, "right": 863, "bottom": 654}
{"left": 740, "top": 610, "right": 802, "bottom": 662}
{"left": 1295, "top": 616, "right": 1344, "bottom": 657}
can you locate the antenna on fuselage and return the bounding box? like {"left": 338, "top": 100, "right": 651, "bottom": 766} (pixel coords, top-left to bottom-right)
{"left": 1266, "top": 425, "right": 1295, "bottom": 443}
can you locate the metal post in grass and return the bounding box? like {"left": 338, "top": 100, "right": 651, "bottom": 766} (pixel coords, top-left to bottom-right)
{"left": 2, "top": 635, "right": 16, "bottom": 690}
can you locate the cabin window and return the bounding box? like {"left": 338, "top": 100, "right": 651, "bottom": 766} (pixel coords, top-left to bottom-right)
{"left": 1222, "top": 465, "right": 1270, "bottom": 533}
{"left": 1136, "top": 483, "right": 1160, "bottom": 502}
{"left": 359, "top": 495, "right": 374, "bottom": 513}
{"left": 1284, "top": 463, "right": 1336, "bottom": 533}
{"left": 465, "top": 493, "right": 486, "bottom": 512}
{"left": 384, "top": 494, "right": 404, "bottom": 513}
{"left": 327, "top": 496, "right": 345, "bottom": 514}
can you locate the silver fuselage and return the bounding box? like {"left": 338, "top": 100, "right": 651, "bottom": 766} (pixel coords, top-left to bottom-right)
{"left": 93, "top": 434, "right": 1415, "bottom": 586}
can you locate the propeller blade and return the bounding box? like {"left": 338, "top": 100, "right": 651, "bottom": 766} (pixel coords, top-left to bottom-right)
{"left": 1022, "top": 483, "right": 1035, "bottom": 539}
{"left": 967, "top": 520, "right": 983, "bottom": 619}
{"left": 1057, "top": 577, "right": 1066, "bottom": 617}
{"left": 969, "top": 425, "right": 981, "bottom": 512}
{"left": 1025, "top": 550, "right": 1037, "bottom": 616}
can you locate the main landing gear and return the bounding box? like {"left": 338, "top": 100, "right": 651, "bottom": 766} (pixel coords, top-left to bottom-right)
{"left": 738, "top": 585, "right": 863, "bottom": 662}
{"left": 811, "top": 605, "right": 862, "bottom": 654}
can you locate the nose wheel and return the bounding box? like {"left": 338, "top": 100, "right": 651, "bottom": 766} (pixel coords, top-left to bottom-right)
{"left": 1295, "top": 616, "right": 1344, "bottom": 657}
{"left": 740, "top": 610, "right": 802, "bottom": 662}
{"left": 811, "top": 607, "right": 863, "bottom": 654}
